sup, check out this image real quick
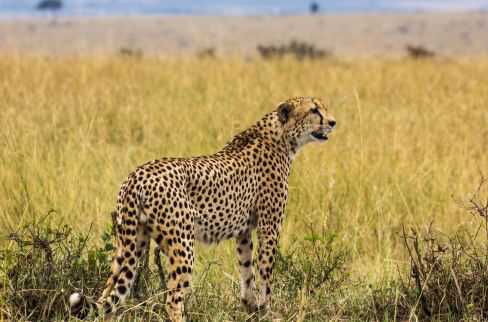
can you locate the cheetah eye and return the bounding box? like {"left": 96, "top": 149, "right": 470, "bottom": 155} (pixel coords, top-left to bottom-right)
{"left": 311, "top": 107, "right": 320, "bottom": 114}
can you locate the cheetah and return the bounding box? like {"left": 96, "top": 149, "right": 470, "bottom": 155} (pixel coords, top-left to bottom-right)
{"left": 70, "top": 96, "right": 336, "bottom": 322}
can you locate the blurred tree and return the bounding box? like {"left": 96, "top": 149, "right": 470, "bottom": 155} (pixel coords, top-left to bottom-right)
{"left": 310, "top": 2, "right": 320, "bottom": 14}
{"left": 36, "top": 0, "right": 63, "bottom": 11}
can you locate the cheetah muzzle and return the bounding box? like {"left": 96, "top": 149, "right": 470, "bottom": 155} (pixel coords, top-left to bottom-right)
{"left": 69, "top": 96, "right": 336, "bottom": 322}
{"left": 311, "top": 130, "right": 329, "bottom": 141}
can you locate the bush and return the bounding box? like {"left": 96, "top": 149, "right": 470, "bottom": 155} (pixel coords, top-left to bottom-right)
{"left": 273, "top": 228, "right": 349, "bottom": 320}
{"left": 0, "top": 212, "right": 113, "bottom": 321}
{"left": 402, "top": 178, "right": 488, "bottom": 320}
{"left": 257, "top": 40, "right": 331, "bottom": 60}
{"left": 366, "top": 177, "right": 488, "bottom": 321}
{"left": 400, "top": 224, "right": 488, "bottom": 321}
{"left": 406, "top": 45, "right": 436, "bottom": 59}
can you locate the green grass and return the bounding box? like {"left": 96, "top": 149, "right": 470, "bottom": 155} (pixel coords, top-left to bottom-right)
{"left": 1, "top": 56, "right": 488, "bottom": 321}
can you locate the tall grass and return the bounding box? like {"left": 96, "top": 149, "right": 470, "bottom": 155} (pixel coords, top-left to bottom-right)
{"left": 1, "top": 56, "right": 487, "bottom": 320}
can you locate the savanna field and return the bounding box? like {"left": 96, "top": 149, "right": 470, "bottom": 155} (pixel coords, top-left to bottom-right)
{"left": 1, "top": 56, "right": 488, "bottom": 321}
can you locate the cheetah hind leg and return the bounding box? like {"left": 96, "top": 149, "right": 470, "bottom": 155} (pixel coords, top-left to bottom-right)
{"left": 69, "top": 219, "right": 127, "bottom": 320}
{"left": 99, "top": 219, "right": 149, "bottom": 315}
{"left": 70, "top": 219, "right": 149, "bottom": 319}
{"left": 154, "top": 225, "right": 194, "bottom": 322}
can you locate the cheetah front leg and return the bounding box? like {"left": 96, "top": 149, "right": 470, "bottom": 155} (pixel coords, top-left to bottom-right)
{"left": 236, "top": 230, "right": 258, "bottom": 312}
{"left": 256, "top": 229, "right": 279, "bottom": 313}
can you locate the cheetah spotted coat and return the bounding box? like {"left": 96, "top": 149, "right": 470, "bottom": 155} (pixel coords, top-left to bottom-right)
{"left": 70, "top": 96, "right": 336, "bottom": 322}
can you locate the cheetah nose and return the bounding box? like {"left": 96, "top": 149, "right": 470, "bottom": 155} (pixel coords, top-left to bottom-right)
{"left": 328, "top": 120, "right": 336, "bottom": 127}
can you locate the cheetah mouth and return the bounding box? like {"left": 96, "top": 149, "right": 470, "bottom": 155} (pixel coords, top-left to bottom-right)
{"left": 311, "top": 131, "right": 328, "bottom": 141}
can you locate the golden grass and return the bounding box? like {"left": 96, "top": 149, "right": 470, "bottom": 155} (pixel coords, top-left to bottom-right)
{"left": 1, "top": 55, "right": 487, "bottom": 287}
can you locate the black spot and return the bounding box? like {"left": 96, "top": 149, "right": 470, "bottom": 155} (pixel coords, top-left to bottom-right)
{"left": 245, "top": 277, "right": 253, "bottom": 287}
{"left": 117, "top": 285, "right": 127, "bottom": 295}
{"left": 111, "top": 294, "right": 120, "bottom": 304}
{"left": 103, "top": 303, "right": 112, "bottom": 314}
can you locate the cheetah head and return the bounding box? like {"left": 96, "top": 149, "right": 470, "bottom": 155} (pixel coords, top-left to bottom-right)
{"left": 277, "top": 97, "right": 336, "bottom": 150}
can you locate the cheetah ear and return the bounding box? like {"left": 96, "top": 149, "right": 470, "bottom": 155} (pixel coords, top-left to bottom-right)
{"left": 277, "top": 102, "right": 294, "bottom": 124}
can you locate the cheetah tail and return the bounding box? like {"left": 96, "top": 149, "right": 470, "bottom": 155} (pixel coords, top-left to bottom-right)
{"left": 69, "top": 292, "right": 100, "bottom": 320}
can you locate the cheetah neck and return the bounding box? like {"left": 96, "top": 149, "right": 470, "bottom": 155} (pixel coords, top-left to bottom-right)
{"left": 249, "top": 112, "right": 302, "bottom": 160}
{"left": 261, "top": 113, "right": 309, "bottom": 159}
{"left": 222, "top": 112, "right": 303, "bottom": 161}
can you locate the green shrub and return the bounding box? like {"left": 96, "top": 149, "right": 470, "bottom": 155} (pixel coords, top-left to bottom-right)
{"left": 0, "top": 213, "right": 112, "bottom": 321}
